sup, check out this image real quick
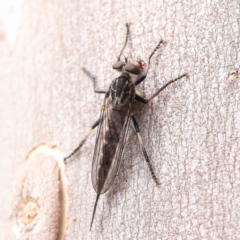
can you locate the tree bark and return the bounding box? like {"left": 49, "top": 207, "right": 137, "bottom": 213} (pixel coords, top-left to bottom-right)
{"left": 1, "top": 0, "right": 240, "bottom": 239}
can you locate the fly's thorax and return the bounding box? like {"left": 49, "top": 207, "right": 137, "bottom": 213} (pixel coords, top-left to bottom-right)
{"left": 109, "top": 73, "right": 135, "bottom": 108}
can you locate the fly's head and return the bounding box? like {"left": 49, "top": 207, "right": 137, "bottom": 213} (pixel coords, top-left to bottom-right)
{"left": 112, "top": 59, "right": 146, "bottom": 83}
{"left": 109, "top": 59, "right": 147, "bottom": 109}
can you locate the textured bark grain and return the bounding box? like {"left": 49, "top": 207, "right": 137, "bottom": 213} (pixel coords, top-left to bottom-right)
{"left": 0, "top": 0, "right": 239, "bottom": 239}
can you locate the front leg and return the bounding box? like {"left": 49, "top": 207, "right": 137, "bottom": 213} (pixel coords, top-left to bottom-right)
{"left": 82, "top": 67, "right": 107, "bottom": 94}
{"left": 135, "top": 39, "right": 166, "bottom": 86}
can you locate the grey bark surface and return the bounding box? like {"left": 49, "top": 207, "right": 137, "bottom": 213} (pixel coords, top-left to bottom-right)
{"left": 0, "top": 0, "right": 240, "bottom": 239}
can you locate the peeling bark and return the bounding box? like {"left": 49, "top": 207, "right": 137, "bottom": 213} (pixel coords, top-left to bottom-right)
{"left": 9, "top": 144, "right": 68, "bottom": 240}
{"left": 0, "top": 0, "right": 240, "bottom": 239}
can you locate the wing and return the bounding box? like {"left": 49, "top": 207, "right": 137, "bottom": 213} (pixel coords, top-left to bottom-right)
{"left": 91, "top": 93, "right": 133, "bottom": 194}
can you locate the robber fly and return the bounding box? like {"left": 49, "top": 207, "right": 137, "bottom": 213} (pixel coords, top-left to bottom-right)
{"left": 64, "top": 23, "right": 188, "bottom": 230}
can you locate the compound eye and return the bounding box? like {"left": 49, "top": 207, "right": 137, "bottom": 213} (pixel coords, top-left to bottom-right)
{"left": 112, "top": 61, "right": 124, "bottom": 70}
{"left": 125, "top": 63, "right": 140, "bottom": 75}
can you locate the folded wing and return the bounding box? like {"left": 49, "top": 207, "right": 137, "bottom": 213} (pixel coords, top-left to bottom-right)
{"left": 92, "top": 94, "right": 133, "bottom": 194}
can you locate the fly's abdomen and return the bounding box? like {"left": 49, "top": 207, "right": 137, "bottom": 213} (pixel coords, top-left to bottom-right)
{"left": 92, "top": 105, "right": 132, "bottom": 194}
{"left": 95, "top": 109, "right": 124, "bottom": 192}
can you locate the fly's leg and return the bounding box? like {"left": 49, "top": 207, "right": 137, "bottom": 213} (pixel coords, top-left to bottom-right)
{"left": 118, "top": 23, "right": 130, "bottom": 61}
{"left": 64, "top": 119, "right": 100, "bottom": 162}
{"left": 82, "top": 22, "right": 130, "bottom": 94}
{"left": 135, "top": 39, "right": 166, "bottom": 86}
{"left": 64, "top": 66, "right": 107, "bottom": 162}
{"left": 82, "top": 67, "right": 107, "bottom": 94}
{"left": 135, "top": 73, "right": 189, "bottom": 104}
{"left": 131, "top": 116, "right": 160, "bottom": 186}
